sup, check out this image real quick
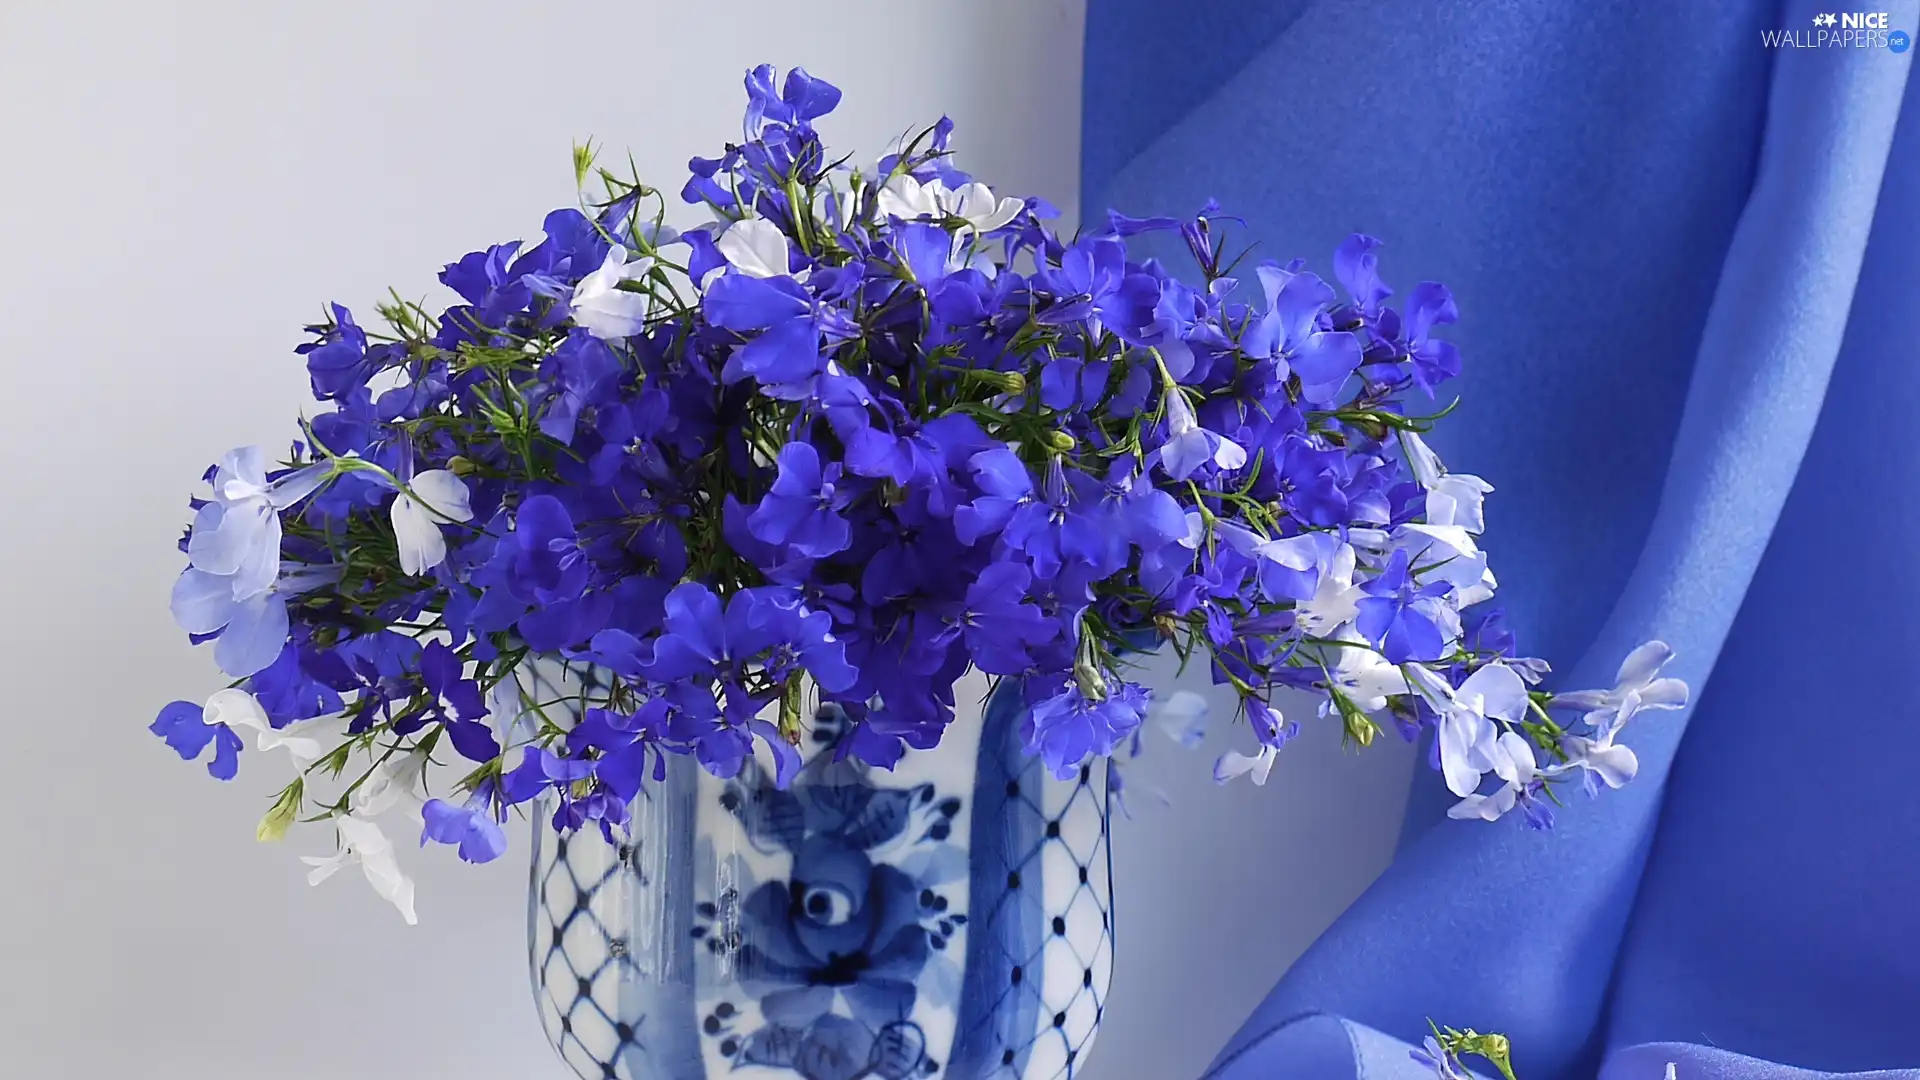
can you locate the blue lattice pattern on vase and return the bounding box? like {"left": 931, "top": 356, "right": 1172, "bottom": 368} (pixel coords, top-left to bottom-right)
{"left": 948, "top": 673, "right": 1113, "bottom": 1080}
{"left": 531, "top": 827, "right": 649, "bottom": 1080}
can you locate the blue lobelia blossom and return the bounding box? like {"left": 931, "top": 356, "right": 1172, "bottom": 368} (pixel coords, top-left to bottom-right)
{"left": 1000, "top": 457, "right": 1111, "bottom": 581}
{"left": 1035, "top": 235, "right": 1159, "bottom": 340}
{"left": 150, "top": 699, "right": 246, "bottom": 780}
{"left": 412, "top": 642, "right": 498, "bottom": 763}
{"left": 1334, "top": 233, "right": 1394, "bottom": 318}
{"left": 1401, "top": 281, "right": 1464, "bottom": 395}
{"left": 1024, "top": 678, "right": 1151, "bottom": 780}
{"left": 748, "top": 442, "right": 855, "bottom": 559}
{"left": 171, "top": 561, "right": 341, "bottom": 678}
{"left": 1355, "top": 548, "right": 1454, "bottom": 664}
{"left": 440, "top": 241, "right": 536, "bottom": 333}
{"left": 297, "top": 304, "right": 381, "bottom": 400}
{"left": 502, "top": 494, "right": 610, "bottom": 650}
{"left": 420, "top": 783, "right": 508, "bottom": 864}
{"left": 1245, "top": 264, "right": 1364, "bottom": 403}
{"left": 933, "top": 562, "right": 1056, "bottom": 675}
{"left": 744, "top": 63, "right": 841, "bottom": 134}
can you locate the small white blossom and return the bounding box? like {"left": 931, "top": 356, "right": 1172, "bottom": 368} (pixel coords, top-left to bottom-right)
{"left": 715, "top": 216, "right": 792, "bottom": 279}
{"left": 1214, "top": 745, "right": 1277, "bottom": 785}
{"left": 1406, "top": 661, "right": 1530, "bottom": 797}
{"left": 1289, "top": 539, "right": 1365, "bottom": 637}
{"left": 301, "top": 814, "right": 417, "bottom": 925}
{"left": 1150, "top": 690, "right": 1211, "bottom": 749}
{"left": 1323, "top": 635, "right": 1410, "bottom": 715}
{"left": 352, "top": 745, "right": 434, "bottom": 818}
{"left": 1399, "top": 522, "right": 1498, "bottom": 607}
{"left": 202, "top": 689, "right": 331, "bottom": 772}
{"left": 1400, "top": 431, "right": 1494, "bottom": 534}
{"left": 391, "top": 469, "right": 473, "bottom": 576}
{"left": 186, "top": 447, "right": 330, "bottom": 600}
{"left": 1447, "top": 730, "right": 1540, "bottom": 822}
{"left": 877, "top": 174, "right": 1023, "bottom": 234}
{"left": 569, "top": 244, "right": 655, "bottom": 339}
{"left": 1554, "top": 640, "right": 1689, "bottom": 735}
{"left": 1159, "top": 388, "right": 1247, "bottom": 479}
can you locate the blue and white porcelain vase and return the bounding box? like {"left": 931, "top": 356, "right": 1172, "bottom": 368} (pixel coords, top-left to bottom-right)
{"left": 527, "top": 677, "right": 1116, "bottom": 1080}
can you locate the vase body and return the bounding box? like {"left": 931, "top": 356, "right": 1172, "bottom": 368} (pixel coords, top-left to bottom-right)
{"left": 527, "top": 673, "right": 1116, "bottom": 1080}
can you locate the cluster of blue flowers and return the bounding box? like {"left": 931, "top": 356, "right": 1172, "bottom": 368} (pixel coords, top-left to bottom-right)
{"left": 148, "top": 66, "right": 1686, "bottom": 918}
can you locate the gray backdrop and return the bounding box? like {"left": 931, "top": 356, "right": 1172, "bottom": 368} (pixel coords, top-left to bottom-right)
{"left": 0, "top": 2, "right": 1414, "bottom": 1077}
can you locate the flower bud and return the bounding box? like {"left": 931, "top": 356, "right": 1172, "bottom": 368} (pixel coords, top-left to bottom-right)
{"left": 1042, "top": 429, "right": 1077, "bottom": 452}
{"left": 1342, "top": 708, "right": 1379, "bottom": 748}
{"left": 447, "top": 455, "right": 476, "bottom": 476}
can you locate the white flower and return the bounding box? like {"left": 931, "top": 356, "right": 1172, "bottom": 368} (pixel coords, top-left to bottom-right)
{"left": 877, "top": 174, "right": 1023, "bottom": 234}
{"left": 1398, "top": 522, "right": 1498, "bottom": 607}
{"left": 715, "top": 216, "right": 792, "bottom": 279}
{"left": 1406, "top": 661, "right": 1530, "bottom": 797}
{"left": 942, "top": 181, "right": 1025, "bottom": 234}
{"left": 301, "top": 815, "right": 417, "bottom": 925}
{"left": 1399, "top": 431, "right": 1494, "bottom": 534}
{"left": 877, "top": 173, "right": 942, "bottom": 219}
{"left": 1323, "top": 636, "right": 1410, "bottom": 714}
{"left": 1447, "top": 730, "right": 1540, "bottom": 822}
{"left": 1288, "top": 539, "right": 1365, "bottom": 637}
{"left": 1214, "top": 744, "right": 1277, "bottom": 785}
{"left": 391, "top": 469, "right": 473, "bottom": 576}
{"left": 569, "top": 244, "right": 655, "bottom": 339}
{"left": 351, "top": 744, "right": 434, "bottom": 817}
{"left": 1150, "top": 690, "right": 1211, "bottom": 749}
{"left": 203, "top": 689, "right": 333, "bottom": 772}
{"left": 1159, "top": 388, "right": 1247, "bottom": 479}
{"left": 1553, "top": 640, "right": 1689, "bottom": 736}
{"left": 186, "top": 447, "right": 330, "bottom": 600}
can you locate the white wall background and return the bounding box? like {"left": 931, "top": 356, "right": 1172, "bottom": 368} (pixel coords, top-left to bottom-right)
{"left": 0, "top": 3, "right": 1414, "bottom": 1078}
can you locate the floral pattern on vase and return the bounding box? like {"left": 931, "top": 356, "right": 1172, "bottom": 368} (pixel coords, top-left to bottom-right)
{"left": 529, "top": 671, "right": 1113, "bottom": 1080}
{"left": 691, "top": 709, "right": 966, "bottom": 1080}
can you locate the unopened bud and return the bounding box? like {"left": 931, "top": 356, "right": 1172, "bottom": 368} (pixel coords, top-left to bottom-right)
{"left": 447, "top": 455, "right": 476, "bottom": 476}
{"left": 1342, "top": 708, "right": 1379, "bottom": 749}
{"left": 1042, "top": 429, "right": 1077, "bottom": 452}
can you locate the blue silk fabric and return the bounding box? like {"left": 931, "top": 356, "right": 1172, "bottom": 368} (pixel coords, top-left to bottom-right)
{"left": 1082, "top": 1, "right": 1917, "bottom": 1076}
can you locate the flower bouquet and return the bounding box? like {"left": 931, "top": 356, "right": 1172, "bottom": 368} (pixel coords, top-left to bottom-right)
{"left": 149, "top": 65, "right": 1686, "bottom": 1080}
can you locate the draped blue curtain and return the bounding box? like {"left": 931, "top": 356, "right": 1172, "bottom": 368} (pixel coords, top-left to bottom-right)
{"left": 1081, "top": 2, "right": 1917, "bottom": 1077}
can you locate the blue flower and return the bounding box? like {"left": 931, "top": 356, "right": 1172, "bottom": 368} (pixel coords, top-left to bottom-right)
{"left": 1402, "top": 281, "right": 1463, "bottom": 394}
{"left": 1245, "top": 264, "right": 1362, "bottom": 402}
{"left": 749, "top": 443, "right": 854, "bottom": 558}
{"left": 1023, "top": 678, "right": 1150, "bottom": 779}
{"left": 744, "top": 64, "right": 842, "bottom": 133}
{"left": 1035, "top": 235, "right": 1158, "bottom": 339}
{"left": 419, "top": 785, "right": 507, "bottom": 864}
{"left": 416, "top": 641, "right": 498, "bottom": 763}
{"left": 1000, "top": 458, "right": 1112, "bottom": 581}
{"left": 150, "top": 699, "right": 245, "bottom": 780}
{"left": 935, "top": 562, "right": 1055, "bottom": 675}
{"left": 296, "top": 304, "right": 379, "bottom": 399}
{"left": 1356, "top": 548, "right": 1453, "bottom": 664}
